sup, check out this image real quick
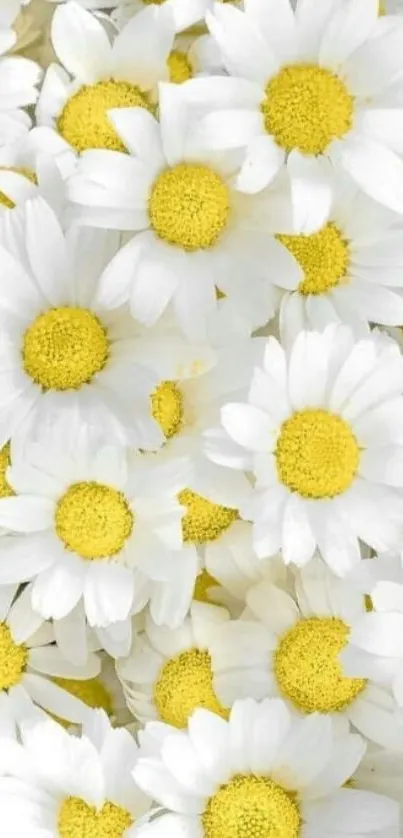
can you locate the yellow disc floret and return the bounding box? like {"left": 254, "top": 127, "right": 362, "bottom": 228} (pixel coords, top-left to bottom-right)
{"left": 58, "top": 797, "right": 132, "bottom": 838}
{"left": 23, "top": 307, "right": 109, "bottom": 392}
{"left": 151, "top": 380, "right": 184, "bottom": 439}
{"left": 54, "top": 677, "right": 113, "bottom": 714}
{"left": 277, "top": 223, "right": 350, "bottom": 295}
{"left": 202, "top": 774, "right": 301, "bottom": 838}
{"left": 193, "top": 569, "right": 220, "bottom": 604}
{"left": 0, "top": 166, "right": 37, "bottom": 209}
{"left": 0, "top": 443, "right": 14, "bottom": 499}
{"left": 274, "top": 617, "right": 366, "bottom": 713}
{"left": 55, "top": 481, "right": 133, "bottom": 560}
{"left": 168, "top": 50, "right": 193, "bottom": 83}
{"left": 0, "top": 622, "right": 27, "bottom": 690}
{"left": 153, "top": 648, "right": 228, "bottom": 728}
{"left": 57, "top": 80, "right": 150, "bottom": 153}
{"left": 149, "top": 163, "right": 230, "bottom": 251}
{"left": 275, "top": 409, "right": 359, "bottom": 499}
{"left": 179, "top": 489, "right": 238, "bottom": 544}
{"left": 262, "top": 64, "right": 354, "bottom": 155}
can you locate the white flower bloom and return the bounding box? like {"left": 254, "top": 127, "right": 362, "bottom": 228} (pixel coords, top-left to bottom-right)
{"left": 133, "top": 698, "right": 400, "bottom": 838}
{"left": 206, "top": 325, "right": 403, "bottom": 574}
{"left": 0, "top": 710, "right": 152, "bottom": 835}
{"left": 209, "top": 562, "right": 403, "bottom": 750}
{"left": 0, "top": 583, "right": 101, "bottom": 734}
{"left": 181, "top": 0, "right": 403, "bottom": 223}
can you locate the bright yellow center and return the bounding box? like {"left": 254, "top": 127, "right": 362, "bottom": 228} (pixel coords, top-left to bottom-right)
{"left": 193, "top": 569, "right": 220, "bottom": 603}
{"left": 0, "top": 443, "right": 14, "bottom": 499}
{"left": 0, "top": 166, "right": 37, "bottom": 209}
{"left": 261, "top": 64, "right": 354, "bottom": 155}
{"left": 202, "top": 775, "right": 301, "bottom": 838}
{"left": 149, "top": 163, "right": 230, "bottom": 251}
{"left": 154, "top": 648, "right": 228, "bottom": 728}
{"left": 179, "top": 489, "right": 238, "bottom": 544}
{"left": 54, "top": 676, "right": 113, "bottom": 716}
{"left": 0, "top": 622, "right": 27, "bottom": 690}
{"left": 58, "top": 797, "right": 132, "bottom": 838}
{"left": 55, "top": 482, "right": 133, "bottom": 560}
{"left": 168, "top": 50, "right": 193, "bottom": 83}
{"left": 57, "top": 80, "right": 150, "bottom": 153}
{"left": 274, "top": 617, "right": 366, "bottom": 713}
{"left": 275, "top": 409, "right": 359, "bottom": 499}
{"left": 151, "top": 380, "right": 184, "bottom": 439}
{"left": 277, "top": 223, "right": 349, "bottom": 295}
{"left": 22, "top": 307, "right": 109, "bottom": 392}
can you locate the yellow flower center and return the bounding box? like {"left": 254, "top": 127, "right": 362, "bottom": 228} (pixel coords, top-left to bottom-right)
{"left": 378, "top": 1, "right": 386, "bottom": 13}
{"left": 179, "top": 489, "right": 238, "bottom": 544}
{"left": 149, "top": 163, "right": 230, "bottom": 251}
{"left": 55, "top": 482, "right": 134, "bottom": 560}
{"left": 202, "top": 775, "right": 301, "bottom": 838}
{"left": 57, "top": 79, "right": 150, "bottom": 153}
{"left": 58, "top": 797, "right": 132, "bottom": 838}
{"left": 22, "top": 307, "right": 109, "bottom": 392}
{"left": 168, "top": 50, "right": 193, "bottom": 83}
{"left": 0, "top": 622, "right": 27, "bottom": 690}
{"left": 275, "top": 409, "right": 360, "bottom": 499}
{"left": 261, "top": 64, "right": 354, "bottom": 155}
{"left": 193, "top": 569, "right": 220, "bottom": 603}
{"left": 0, "top": 166, "right": 37, "bottom": 209}
{"left": 277, "top": 223, "right": 349, "bottom": 295}
{"left": 151, "top": 380, "right": 184, "bottom": 439}
{"left": 0, "top": 443, "right": 14, "bottom": 499}
{"left": 274, "top": 617, "right": 366, "bottom": 713}
{"left": 53, "top": 677, "right": 113, "bottom": 719}
{"left": 154, "top": 648, "right": 228, "bottom": 728}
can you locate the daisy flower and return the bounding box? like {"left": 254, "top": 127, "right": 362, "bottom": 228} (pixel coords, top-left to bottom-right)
{"left": 0, "top": 417, "right": 188, "bottom": 630}
{"left": 69, "top": 89, "right": 299, "bottom": 339}
{"left": 209, "top": 562, "right": 403, "bottom": 750}
{"left": 0, "top": 583, "right": 101, "bottom": 734}
{"left": 133, "top": 698, "right": 399, "bottom": 838}
{"left": 0, "top": 196, "right": 164, "bottom": 449}
{"left": 117, "top": 601, "right": 231, "bottom": 726}
{"left": 0, "top": 710, "right": 152, "bottom": 836}
{"left": 0, "top": 12, "right": 42, "bottom": 151}
{"left": 205, "top": 325, "right": 403, "bottom": 574}
{"left": 182, "top": 0, "right": 403, "bottom": 223}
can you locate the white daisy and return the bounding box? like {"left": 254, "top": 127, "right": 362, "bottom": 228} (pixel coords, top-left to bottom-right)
{"left": 0, "top": 14, "right": 42, "bottom": 151}
{"left": 69, "top": 90, "right": 299, "bottom": 339}
{"left": 181, "top": 0, "right": 403, "bottom": 223}
{"left": 0, "top": 417, "right": 188, "bottom": 629}
{"left": 117, "top": 601, "right": 231, "bottom": 726}
{"left": 0, "top": 583, "right": 101, "bottom": 734}
{"left": 209, "top": 562, "right": 403, "bottom": 750}
{"left": 133, "top": 698, "right": 400, "bottom": 838}
{"left": 0, "top": 710, "right": 152, "bottom": 836}
{"left": 0, "top": 196, "right": 165, "bottom": 448}
{"left": 205, "top": 325, "right": 403, "bottom": 574}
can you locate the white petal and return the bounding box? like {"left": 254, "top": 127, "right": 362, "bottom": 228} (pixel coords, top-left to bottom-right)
{"left": 0, "top": 497, "right": 54, "bottom": 532}
{"left": 287, "top": 151, "right": 333, "bottom": 234}
{"left": 51, "top": 2, "right": 112, "bottom": 82}
{"left": 332, "top": 136, "right": 403, "bottom": 215}
{"left": 206, "top": 4, "right": 278, "bottom": 83}
{"left": 319, "top": 0, "right": 378, "bottom": 68}
{"left": 221, "top": 403, "right": 277, "bottom": 452}
{"left": 235, "top": 135, "right": 284, "bottom": 194}
{"left": 282, "top": 495, "right": 316, "bottom": 567}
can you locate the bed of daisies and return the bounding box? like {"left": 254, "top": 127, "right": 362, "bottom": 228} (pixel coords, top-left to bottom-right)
{"left": 4, "top": 0, "right": 403, "bottom": 836}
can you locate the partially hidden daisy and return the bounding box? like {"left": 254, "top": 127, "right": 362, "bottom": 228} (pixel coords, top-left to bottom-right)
{"left": 0, "top": 417, "right": 188, "bottom": 629}
{"left": 205, "top": 325, "right": 403, "bottom": 574}
{"left": 209, "top": 562, "right": 403, "bottom": 751}
{"left": 0, "top": 134, "right": 67, "bottom": 223}
{"left": 182, "top": 0, "right": 403, "bottom": 223}
{"left": 0, "top": 583, "right": 101, "bottom": 734}
{"left": 0, "top": 710, "right": 152, "bottom": 836}
{"left": 69, "top": 88, "right": 301, "bottom": 338}
{"left": 0, "top": 9, "right": 42, "bottom": 151}
{"left": 133, "top": 698, "right": 400, "bottom": 838}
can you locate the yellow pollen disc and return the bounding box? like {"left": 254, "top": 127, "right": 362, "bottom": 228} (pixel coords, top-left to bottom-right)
{"left": 0, "top": 622, "right": 27, "bottom": 690}
{"left": 179, "top": 489, "right": 238, "bottom": 544}
{"left": 151, "top": 380, "right": 184, "bottom": 439}
{"left": 53, "top": 676, "right": 113, "bottom": 715}
{"left": 22, "top": 307, "right": 109, "bottom": 392}
{"left": 0, "top": 443, "right": 14, "bottom": 499}
{"left": 0, "top": 166, "right": 37, "bottom": 209}
{"left": 261, "top": 64, "right": 354, "bottom": 155}
{"left": 202, "top": 774, "right": 301, "bottom": 838}
{"left": 154, "top": 648, "right": 228, "bottom": 728}
{"left": 55, "top": 482, "right": 134, "bottom": 560}
{"left": 277, "top": 223, "right": 349, "bottom": 295}
{"left": 193, "top": 569, "right": 220, "bottom": 604}
{"left": 57, "top": 79, "right": 150, "bottom": 153}
{"left": 275, "top": 409, "right": 359, "bottom": 499}
{"left": 274, "top": 617, "right": 366, "bottom": 713}
{"left": 58, "top": 797, "right": 132, "bottom": 838}
{"left": 149, "top": 163, "right": 230, "bottom": 251}
{"left": 168, "top": 50, "right": 193, "bottom": 84}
